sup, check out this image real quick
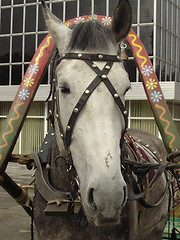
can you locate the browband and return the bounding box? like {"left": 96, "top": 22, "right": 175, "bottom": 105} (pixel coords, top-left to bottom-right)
{"left": 56, "top": 53, "right": 122, "bottom": 65}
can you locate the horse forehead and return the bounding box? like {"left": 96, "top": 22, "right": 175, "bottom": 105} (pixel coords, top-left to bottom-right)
{"left": 56, "top": 59, "right": 128, "bottom": 85}
{"left": 56, "top": 59, "right": 93, "bottom": 80}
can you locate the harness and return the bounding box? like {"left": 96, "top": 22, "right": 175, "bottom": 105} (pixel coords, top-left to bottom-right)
{"left": 33, "top": 50, "right": 172, "bottom": 240}
{"left": 33, "top": 126, "right": 171, "bottom": 238}
{"left": 55, "top": 52, "right": 128, "bottom": 150}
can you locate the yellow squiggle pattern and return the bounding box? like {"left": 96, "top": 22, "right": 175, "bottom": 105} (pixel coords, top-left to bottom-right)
{"left": 0, "top": 102, "right": 24, "bottom": 161}
{"left": 156, "top": 104, "right": 176, "bottom": 149}
{"left": 35, "top": 35, "right": 52, "bottom": 65}
{"left": 128, "top": 34, "right": 147, "bottom": 67}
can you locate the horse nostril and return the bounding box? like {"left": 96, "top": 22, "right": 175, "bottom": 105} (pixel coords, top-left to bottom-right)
{"left": 88, "top": 188, "right": 97, "bottom": 211}
{"left": 88, "top": 188, "right": 94, "bottom": 204}
{"left": 122, "top": 186, "right": 127, "bottom": 206}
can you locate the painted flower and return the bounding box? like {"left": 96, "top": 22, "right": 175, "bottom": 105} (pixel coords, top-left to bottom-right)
{"left": 142, "top": 65, "right": 153, "bottom": 76}
{"left": 87, "top": 15, "right": 97, "bottom": 21}
{"left": 102, "top": 16, "right": 112, "bottom": 26}
{"left": 18, "top": 89, "right": 30, "bottom": 100}
{"left": 65, "top": 21, "right": 72, "bottom": 27}
{"left": 23, "top": 77, "right": 35, "bottom": 87}
{"left": 151, "top": 91, "right": 162, "bottom": 102}
{"left": 74, "top": 17, "right": 85, "bottom": 24}
{"left": 28, "top": 64, "right": 39, "bottom": 75}
{"left": 146, "top": 78, "right": 158, "bottom": 90}
{"left": 87, "top": 16, "right": 92, "bottom": 21}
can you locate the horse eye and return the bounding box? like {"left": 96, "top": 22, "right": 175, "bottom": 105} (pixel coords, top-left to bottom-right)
{"left": 60, "top": 87, "right": 70, "bottom": 94}
{"left": 58, "top": 82, "right": 70, "bottom": 94}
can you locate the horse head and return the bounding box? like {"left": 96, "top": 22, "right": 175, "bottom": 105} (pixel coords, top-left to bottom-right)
{"left": 41, "top": 0, "right": 132, "bottom": 227}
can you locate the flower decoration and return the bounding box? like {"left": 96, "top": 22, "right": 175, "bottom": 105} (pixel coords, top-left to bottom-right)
{"left": 74, "top": 17, "right": 85, "bottom": 24}
{"left": 146, "top": 78, "right": 158, "bottom": 90}
{"left": 151, "top": 91, "right": 162, "bottom": 102}
{"left": 87, "top": 15, "right": 98, "bottom": 21}
{"left": 142, "top": 65, "right": 153, "bottom": 76}
{"left": 87, "top": 16, "right": 92, "bottom": 21}
{"left": 28, "top": 64, "right": 39, "bottom": 75}
{"left": 18, "top": 89, "right": 30, "bottom": 100}
{"left": 65, "top": 21, "right": 72, "bottom": 27}
{"left": 23, "top": 77, "right": 35, "bottom": 87}
{"left": 102, "top": 16, "right": 112, "bottom": 26}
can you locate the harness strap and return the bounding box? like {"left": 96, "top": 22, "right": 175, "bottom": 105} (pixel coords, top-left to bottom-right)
{"left": 57, "top": 53, "right": 122, "bottom": 64}
{"left": 65, "top": 60, "right": 114, "bottom": 148}
{"left": 55, "top": 52, "right": 128, "bottom": 149}
{"left": 128, "top": 162, "right": 168, "bottom": 200}
{"left": 33, "top": 151, "right": 74, "bottom": 201}
{"left": 84, "top": 59, "right": 128, "bottom": 128}
{"left": 124, "top": 133, "right": 170, "bottom": 208}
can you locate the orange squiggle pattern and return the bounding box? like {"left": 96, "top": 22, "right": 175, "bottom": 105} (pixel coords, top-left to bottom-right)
{"left": 156, "top": 104, "right": 176, "bottom": 149}
{"left": 0, "top": 102, "right": 24, "bottom": 161}
{"left": 128, "top": 34, "right": 147, "bottom": 67}
{"left": 35, "top": 35, "right": 52, "bottom": 65}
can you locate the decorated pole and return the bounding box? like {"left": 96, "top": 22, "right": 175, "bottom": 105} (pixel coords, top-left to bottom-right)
{"left": 0, "top": 34, "right": 55, "bottom": 174}
{"left": 126, "top": 29, "right": 180, "bottom": 183}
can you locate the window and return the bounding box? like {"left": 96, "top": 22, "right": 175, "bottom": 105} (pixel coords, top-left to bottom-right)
{"left": 140, "top": 0, "right": 154, "bottom": 23}
{"left": 156, "top": 0, "right": 180, "bottom": 82}
{"left": 126, "top": 100, "right": 159, "bottom": 137}
{"left": 0, "top": 0, "right": 180, "bottom": 85}
{"left": 94, "top": 0, "right": 106, "bottom": 15}
{"left": 1, "top": 8, "right": 11, "bottom": 34}
{"left": 0, "top": 101, "right": 48, "bottom": 154}
{"left": 126, "top": 100, "right": 180, "bottom": 138}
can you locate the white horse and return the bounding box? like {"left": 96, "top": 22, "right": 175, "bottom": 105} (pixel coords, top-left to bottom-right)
{"left": 33, "top": 1, "right": 170, "bottom": 239}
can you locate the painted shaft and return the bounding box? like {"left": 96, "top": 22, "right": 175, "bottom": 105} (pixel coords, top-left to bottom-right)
{"left": 126, "top": 29, "right": 180, "bottom": 181}
{"left": 0, "top": 34, "right": 55, "bottom": 174}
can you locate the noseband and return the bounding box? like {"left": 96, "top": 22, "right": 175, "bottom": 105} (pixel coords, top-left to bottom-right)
{"left": 54, "top": 52, "right": 128, "bottom": 150}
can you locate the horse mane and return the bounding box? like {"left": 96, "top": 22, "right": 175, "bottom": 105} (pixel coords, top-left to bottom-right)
{"left": 68, "top": 20, "right": 117, "bottom": 52}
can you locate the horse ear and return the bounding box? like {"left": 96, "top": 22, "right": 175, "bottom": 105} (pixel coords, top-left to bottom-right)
{"left": 41, "top": 0, "right": 71, "bottom": 54}
{"left": 111, "top": 0, "right": 132, "bottom": 42}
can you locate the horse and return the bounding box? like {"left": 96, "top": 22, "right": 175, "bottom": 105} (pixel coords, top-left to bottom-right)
{"left": 33, "top": 1, "right": 171, "bottom": 239}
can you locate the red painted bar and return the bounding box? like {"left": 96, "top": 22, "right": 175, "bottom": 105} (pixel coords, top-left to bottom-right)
{"left": 126, "top": 29, "right": 180, "bottom": 153}
{"left": 126, "top": 29, "right": 180, "bottom": 181}
{"left": 0, "top": 34, "right": 55, "bottom": 174}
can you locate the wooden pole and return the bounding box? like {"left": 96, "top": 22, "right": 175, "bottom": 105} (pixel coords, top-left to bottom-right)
{"left": 126, "top": 29, "right": 180, "bottom": 184}
{"left": 0, "top": 34, "right": 55, "bottom": 174}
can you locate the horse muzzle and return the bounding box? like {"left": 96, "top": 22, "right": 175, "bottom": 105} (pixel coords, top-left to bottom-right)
{"left": 82, "top": 179, "right": 127, "bottom": 227}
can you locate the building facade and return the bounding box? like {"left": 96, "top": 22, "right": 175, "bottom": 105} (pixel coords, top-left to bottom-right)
{"left": 0, "top": 0, "right": 180, "bottom": 154}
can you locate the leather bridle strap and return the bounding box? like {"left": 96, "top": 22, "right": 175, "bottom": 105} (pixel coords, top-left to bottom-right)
{"left": 57, "top": 53, "right": 121, "bottom": 65}
{"left": 65, "top": 60, "right": 114, "bottom": 148}
{"left": 56, "top": 53, "right": 128, "bottom": 149}
{"left": 84, "top": 59, "right": 128, "bottom": 126}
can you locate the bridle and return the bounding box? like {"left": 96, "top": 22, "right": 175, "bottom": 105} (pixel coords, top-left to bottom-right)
{"left": 34, "top": 51, "right": 171, "bottom": 240}
{"left": 54, "top": 52, "right": 128, "bottom": 152}
{"left": 50, "top": 51, "right": 169, "bottom": 206}
{"left": 51, "top": 52, "right": 146, "bottom": 240}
